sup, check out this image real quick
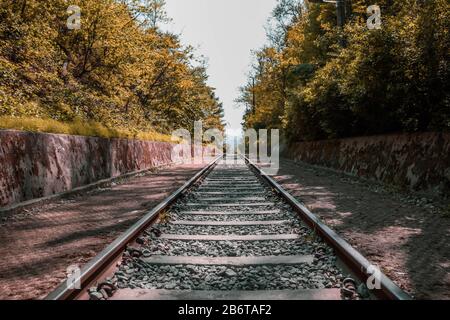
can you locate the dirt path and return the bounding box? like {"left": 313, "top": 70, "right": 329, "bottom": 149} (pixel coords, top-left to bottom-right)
{"left": 264, "top": 159, "right": 450, "bottom": 300}
{"left": 0, "top": 163, "right": 205, "bottom": 300}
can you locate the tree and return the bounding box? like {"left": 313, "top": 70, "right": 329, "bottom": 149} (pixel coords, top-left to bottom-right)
{"left": 0, "top": 0, "right": 223, "bottom": 135}
{"left": 239, "top": 0, "right": 450, "bottom": 142}
{"left": 121, "top": 0, "right": 171, "bottom": 29}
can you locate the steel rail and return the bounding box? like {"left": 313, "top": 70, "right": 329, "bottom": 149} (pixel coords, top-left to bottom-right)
{"left": 45, "top": 155, "right": 223, "bottom": 300}
{"left": 243, "top": 155, "right": 411, "bottom": 300}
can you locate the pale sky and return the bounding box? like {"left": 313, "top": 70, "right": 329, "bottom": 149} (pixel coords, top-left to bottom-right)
{"left": 164, "top": 0, "right": 277, "bottom": 136}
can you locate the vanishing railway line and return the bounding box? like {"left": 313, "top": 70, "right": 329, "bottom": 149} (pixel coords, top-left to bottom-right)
{"left": 46, "top": 155, "right": 410, "bottom": 300}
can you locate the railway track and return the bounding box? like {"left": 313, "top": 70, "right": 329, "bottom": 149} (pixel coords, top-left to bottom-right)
{"left": 46, "top": 155, "right": 410, "bottom": 300}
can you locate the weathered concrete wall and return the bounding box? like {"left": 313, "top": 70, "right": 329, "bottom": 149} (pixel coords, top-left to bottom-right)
{"left": 0, "top": 130, "right": 205, "bottom": 207}
{"left": 284, "top": 132, "right": 450, "bottom": 193}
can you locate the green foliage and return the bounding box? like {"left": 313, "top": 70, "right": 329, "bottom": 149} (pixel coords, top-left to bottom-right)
{"left": 240, "top": 0, "right": 449, "bottom": 142}
{"left": 0, "top": 0, "right": 224, "bottom": 137}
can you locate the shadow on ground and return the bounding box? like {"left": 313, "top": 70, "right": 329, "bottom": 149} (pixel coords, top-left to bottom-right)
{"left": 0, "top": 164, "right": 203, "bottom": 299}
{"left": 270, "top": 159, "right": 449, "bottom": 299}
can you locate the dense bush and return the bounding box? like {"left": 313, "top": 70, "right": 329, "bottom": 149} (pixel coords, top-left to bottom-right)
{"left": 0, "top": 0, "right": 224, "bottom": 137}
{"left": 240, "top": 0, "right": 449, "bottom": 141}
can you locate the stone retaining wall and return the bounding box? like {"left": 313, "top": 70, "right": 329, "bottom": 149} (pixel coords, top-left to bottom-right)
{"left": 284, "top": 132, "right": 450, "bottom": 194}
{"left": 0, "top": 130, "right": 206, "bottom": 207}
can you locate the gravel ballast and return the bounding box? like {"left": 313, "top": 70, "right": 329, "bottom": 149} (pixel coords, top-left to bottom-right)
{"left": 110, "top": 161, "right": 347, "bottom": 295}
{"left": 114, "top": 262, "right": 343, "bottom": 291}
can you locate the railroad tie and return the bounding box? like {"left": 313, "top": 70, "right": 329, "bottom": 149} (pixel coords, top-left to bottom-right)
{"left": 194, "top": 192, "right": 261, "bottom": 196}
{"left": 185, "top": 202, "right": 275, "bottom": 207}
{"left": 199, "top": 197, "right": 266, "bottom": 202}
{"left": 178, "top": 210, "right": 281, "bottom": 215}
{"left": 111, "top": 289, "right": 342, "bottom": 300}
{"left": 170, "top": 220, "right": 289, "bottom": 226}
{"left": 158, "top": 234, "right": 301, "bottom": 241}
{"left": 140, "top": 255, "right": 314, "bottom": 266}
